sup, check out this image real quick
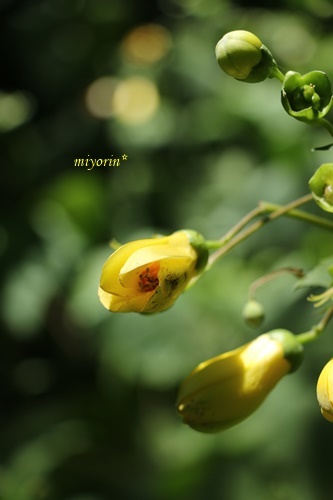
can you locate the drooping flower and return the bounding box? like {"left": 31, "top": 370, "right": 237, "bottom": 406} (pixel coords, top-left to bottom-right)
{"left": 98, "top": 230, "right": 208, "bottom": 313}
{"left": 176, "top": 330, "right": 303, "bottom": 433}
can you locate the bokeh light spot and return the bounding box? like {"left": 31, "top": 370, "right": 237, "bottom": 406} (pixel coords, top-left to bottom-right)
{"left": 85, "top": 76, "right": 118, "bottom": 119}
{"left": 0, "top": 91, "right": 34, "bottom": 132}
{"left": 121, "top": 23, "right": 172, "bottom": 65}
{"left": 272, "top": 23, "right": 316, "bottom": 65}
{"left": 111, "top": 76, "right": 160, "bottom": 125}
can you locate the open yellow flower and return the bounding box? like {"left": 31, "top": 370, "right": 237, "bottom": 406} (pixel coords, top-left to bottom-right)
{"left": 177, "top": 330, "right": 303, "bottom": 433}
{"left": 317, "top": 358, "right": 333, "bottom": 423}
{"left": 98, "top": 230, "right": 208, "bottom": 313}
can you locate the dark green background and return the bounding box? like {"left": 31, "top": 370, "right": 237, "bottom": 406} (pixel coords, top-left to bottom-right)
{"left": 1, "top": 0, "right": 333, "bottom": 499}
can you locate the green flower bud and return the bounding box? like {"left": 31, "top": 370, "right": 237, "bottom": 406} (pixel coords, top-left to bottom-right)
{"left": 215, "top": 30, "right": 276, "bottom": 83}
{"left": 281, "top": 71, "right": 333, "bottom": 123}
{"left": 242, "top": 300, "right": 265, "bottom": 328}
{"left": 309, "top": 163, "right": 333, "bottom": 213}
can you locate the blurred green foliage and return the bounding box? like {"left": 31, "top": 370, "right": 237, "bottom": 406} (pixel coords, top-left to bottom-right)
{"left": 1, "top": 0, "right": 333, "bottom": 499}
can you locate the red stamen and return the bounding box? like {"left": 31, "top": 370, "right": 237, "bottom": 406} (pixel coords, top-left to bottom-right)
{"left": 138, "top": 263, "right": 160, "bottom": 292}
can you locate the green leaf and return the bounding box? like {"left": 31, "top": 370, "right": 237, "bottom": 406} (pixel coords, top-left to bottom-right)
{"left": 294, "top": 257, "right": 333, "bottom": 290}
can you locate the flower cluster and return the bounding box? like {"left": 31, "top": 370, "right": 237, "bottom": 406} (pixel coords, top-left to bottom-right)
{"left": 215, "top": 30, "right": 333, "bottom": 125}
{"left": 214, "top": 29, "right": 333, "bottom": 430}
{"left": 98, "top": 29, "right": 333, "bottom": 434}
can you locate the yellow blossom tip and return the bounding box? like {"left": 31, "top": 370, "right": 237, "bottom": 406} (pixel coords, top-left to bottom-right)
{"left": 317, "top": 358, "right": 333, "bottom": 423}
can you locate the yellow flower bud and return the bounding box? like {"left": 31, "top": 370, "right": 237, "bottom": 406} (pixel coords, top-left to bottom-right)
{"left": 215, "top": 30, "right": 276, "bottom": 83}
{"left": 317, "top": 358, "right": 333, "bottom": 423}
{"left": 98, "top": 230, "right": 208, "bottom": 313}
{"left": 177, "top": 330, "right": 303, "bottom": 433}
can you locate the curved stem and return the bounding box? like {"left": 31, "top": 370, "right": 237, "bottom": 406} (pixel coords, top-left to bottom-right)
{"left": 297, "top": 305, "right": 333, "bottom": 345}
{"left": 187, "top": 193, "right": 333, "bottom": 289}
{"left": 318, "top": 118, "right": 333, "bottom": 138}
{"left": 205, "top": 195, "right": 333, "bottom": 251}
{"left": 208, "top": 193, "right": 314, "bottom": 269}
{"left": 218, "top": 206, "right": 263, "bottom": 246}
{"left": 248, "top": 267, "right": 304, "bottom": 300}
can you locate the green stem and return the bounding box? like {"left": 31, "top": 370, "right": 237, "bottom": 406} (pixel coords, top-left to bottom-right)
{"left": 318, "top": 118, "right": 333, "bottom": 138}
{"left": 208, "top": 193, "right": 314, "bottom": 268}
{"left": 206, "top": 194, "right": 331, "bottom": 252}
{"left": 187, "top": 193, "right": 333, "bottom": 289}
{"left": 248, "top": 267, "right": 304, "bottom": 300}
{"left": 270, "top": 65, "right": 285, "bottom": 83}
{"left": 204, "top": 206, "right": 268, "bottom": 250}
{"left": 259, "top": 200, "right": 333, "bottom": 231}
{"left": 207, "top": 195, "right": 333, "bottom": 251}
{"left": 297, "top": 305, "right": 333, "bottom": 345}
{"left": 205, "top": 240, "right": 227, "bottom": 250}
{"left": 218, "top": 206, "right": 263, "bottom": 246}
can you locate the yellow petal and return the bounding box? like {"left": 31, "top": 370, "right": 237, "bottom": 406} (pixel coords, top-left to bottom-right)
{"left": 321, "top": 408, "right": 333, "bottom": 422}
{"left": 98, "top": 286, "right": 154, "bottom": 312}
{"left": 241, "top": 334, "right": 288, "bottom": 392}
{"left": 141, "top": 286, "right": 176, "bottom": 313}
{"left": 120, "top": 243, "right": 196, "bottom": 275}
{"left": 100, "top": 236, "right": 170, "bottom": 292}
{"left": 177, "top": 344, "right": 246, "bottom": 408}
{"left": 317, "top": 358, "right": 333, "bottom": 419}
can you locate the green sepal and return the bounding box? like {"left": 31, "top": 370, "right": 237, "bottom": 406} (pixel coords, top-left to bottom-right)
{"left": 268, "top": 329, "right": 304, "bottom": 373}
{"left": 183, "top": 230, "right": 209, "bottom": 272}
{"left": 309, "top": 163, "right": 333, "bottom": 213}
{"left": 281, "top": 70, "right": 333, "bottom": 123}
{"left": 241, "top": 44, "right": 277, "bottom": 83}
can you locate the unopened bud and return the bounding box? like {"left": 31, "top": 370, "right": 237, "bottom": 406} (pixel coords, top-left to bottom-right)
{"left": 242, "top": 300, "right": 265, "bottom": 328}
{"left": 215, "top": 30, "right": 276, "bottom": 83}
{"left": 176, "top": 330, "right": 303, "bottom": 433}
